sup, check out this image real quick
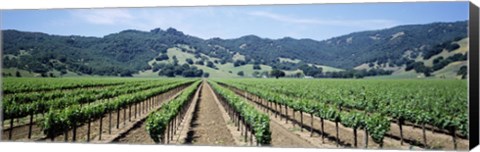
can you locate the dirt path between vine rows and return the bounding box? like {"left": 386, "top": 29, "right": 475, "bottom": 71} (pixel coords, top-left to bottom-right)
{"left": 111, "top": 118, "right": 156, "bottom": 144}
{"left": 183, "top": 82, "right": 237, "bottom": 146}
{"left": 268, "top": 117, "right": 318, "bottom": 148}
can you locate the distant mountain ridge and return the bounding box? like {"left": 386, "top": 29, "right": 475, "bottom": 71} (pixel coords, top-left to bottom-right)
{"left": 1, "top": 20, "right": 468, "bottom": 77}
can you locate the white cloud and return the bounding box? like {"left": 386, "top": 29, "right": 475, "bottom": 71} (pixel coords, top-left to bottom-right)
{"left": 71, "top": 9, "right": 135, "bottom": 25}
{"left": 69, "top": 8, "right": 205, "bottom": 34}
{"left": 247, "top": 11, "right": 399, "bottom": 29}
{"left": 65, "top": 8, "right": 400, "bottom": 40}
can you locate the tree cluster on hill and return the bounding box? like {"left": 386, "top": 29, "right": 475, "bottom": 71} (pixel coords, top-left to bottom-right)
{"left": 406, "top": 52, "right": 467, "bottom": 77}
{"left": 252, "top": 71, "right": 269, "bottom": 78}
{"left": 298, "top": 64, "right": 323, "bottom": 77}
{"left": 297, "top": 64, "right": 393, "bottom": 78}
{"left": 185, "top": 58, "right": 194, "bottom": 64}
{"left": 422, "top": 40, "right": 463, "bottom": 60}
{"left": 326, "top": 69, "right": 394, "bottom": 78}
{"left": 206, "top": 61, "right": 217, "bottom": 69}
{"left": 203, "top": 72, "right": 210, "bottom": 78}
{"left": 270, "top": 69, "right": 285, "bottom": 79}
{"left": 233, "top": 60, "right": 246, "bottom": 67}
{"left": 457, "top": 65, "right": 467, "bottom": 79}
{"left": 237, "top": 71, "right": 244, "bottom": 76}
{"left": 155, "top": 63, "right": 204, "bottom": 77}
{"left": 406, "top": 62, "right": 433, "bottom": 77}
{"left": 155, "top": 54, "right": 169, "bottom": 61}
{"left": 195, "top": 60, "right": 204, "bottom": 65}
{"left": 253, "top": 64, "right": 261, "bottom": 70}
{"left": 432, "top": 53, "right": 468, "bottom": 71}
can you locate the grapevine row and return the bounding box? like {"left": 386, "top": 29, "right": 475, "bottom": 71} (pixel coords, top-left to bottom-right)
{"left": 3, "top": 81, "right": 147, "bottom": 106}
{"left": 208, "top": 81, "right": 271, "bottom": 145}
{"left": 218, "top": 79, "right": 467, "bottom": 149}
{"left": 3, "top": 80, "right": 181, "bottom": 120}
{"left": 41, "top": 80, "right": 195, "bottom": 141}
{"left": 2, "top": 78, "right": 129, "bottom": 94}
{"left": 236, "top": 79, "right": 467, "bottom": 138}
{"left": 216, "top": 80, "right": 391, "bottom": 148}
{"left": 145, "top": 80, "right": 202, "bottom": 143}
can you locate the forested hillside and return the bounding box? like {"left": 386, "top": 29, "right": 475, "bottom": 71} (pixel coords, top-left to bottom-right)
{"left": 1, "top": 21, "right": 468, "bottom": 78}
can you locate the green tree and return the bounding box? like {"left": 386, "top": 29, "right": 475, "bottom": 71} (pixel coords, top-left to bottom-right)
{"left": 203, "top": 72, "right": 210, "bottom": 78}
{"left": 172, "top": 56, "right": 178, "bottom": 66}
{"left": 155, "top": 54, "right": 169, "bottom": 61}
{"left": 458, "top": 65, "right": 467, "bottom": 79}
{"left": 270, "top": 69, "right": 285, "bottom": 79}
{"left": 185, "top": 58, "right": 194, "bottom": 64}
{"left": 253, "top": 64, "right": 261, "bottom": 70}
{"left": 195, "top": 60, "right": 204, "bottom": 65}
{"left": 252, "top": 71, "right": 261, "bottom": 78}
{"left": 295, "top": 72, "right": 303, "bottom": 78}
{"left": 234, "top": 60, "right": 245, "bottom": 67}
{"left": 237, "top": 71, "right": 244, "bottom": 77}
{"left": 423, "top": 67, "right": 433, "bottom": 77}
{"left": 206, "top": 61, "right": 215, "bottom": 68}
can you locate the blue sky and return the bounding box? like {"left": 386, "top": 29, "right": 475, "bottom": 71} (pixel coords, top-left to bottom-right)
{"left": 1, "top": 2, "right": 469, "bottom": 41}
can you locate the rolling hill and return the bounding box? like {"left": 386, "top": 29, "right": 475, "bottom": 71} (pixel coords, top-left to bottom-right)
{"left": 1, "top": 20, "right": 469, "bottom": 78}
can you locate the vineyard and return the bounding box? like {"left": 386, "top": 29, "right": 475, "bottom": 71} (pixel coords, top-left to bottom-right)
{"left": 214, "top": 79, "right": 469, "bottom": 150}
{"left": 1, "top": 78, "right": 469, "bottom": 150}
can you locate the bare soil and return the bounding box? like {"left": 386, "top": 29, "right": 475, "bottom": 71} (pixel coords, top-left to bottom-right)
{"left": 183, "top": 82, "right": 236, "bottom": 146}
{"left": 112, "top": 119, "right": 155, "bottom": 144}
{"left": 268, "top": 118, "right": 318, "bottom": 148}
{"left": 1, "top": 116, "right": 44, "bottom": 141}
{"left": 387, "top": 120, "right": 468, "bottom": 150}
{"left": 171, "top": 83, "right": 203, "bottom": 144}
